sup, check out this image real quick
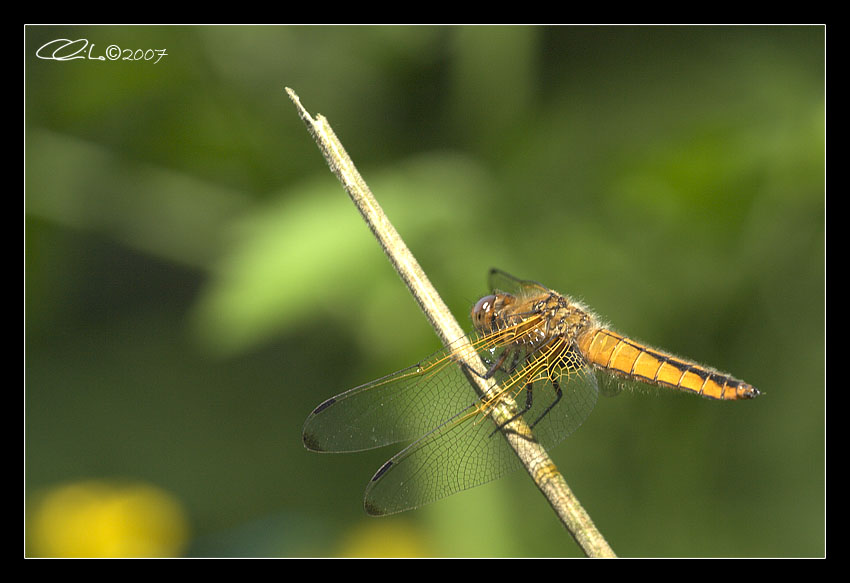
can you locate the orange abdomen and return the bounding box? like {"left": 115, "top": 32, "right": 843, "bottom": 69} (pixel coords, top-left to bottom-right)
{"left": 577, "top": 328, "right": 759, "bottom": 400}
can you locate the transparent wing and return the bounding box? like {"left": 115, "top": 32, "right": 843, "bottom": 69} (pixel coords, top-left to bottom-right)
{"left": 488, "top": 268, "right": 549, "bottom": 297}
{"left": 303, "top": 275, "right": 599, "bottom": 515}
{"left": 302, "top": 335, "right": 486, "bottom": 453}
{"left": 361, "top": 331, "right": 600, "bottom": 515}
{"left": 363, "top": 399, "right": 512, "bottom": 516}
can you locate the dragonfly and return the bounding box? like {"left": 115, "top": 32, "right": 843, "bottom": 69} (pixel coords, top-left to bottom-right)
{"left": 302, "top": 269, "right": 759, "bottom": 516}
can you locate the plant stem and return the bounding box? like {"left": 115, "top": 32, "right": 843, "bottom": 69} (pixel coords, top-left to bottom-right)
{"left": 286, "top": 87, "right": 615, "bottom": 558}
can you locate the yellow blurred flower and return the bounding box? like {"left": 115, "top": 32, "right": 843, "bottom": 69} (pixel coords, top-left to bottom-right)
{"left": 337, "top": 519, "right": 433, "bottom": 558}
{"left": 27, "top": 480, "right": 189, "bottom": 558}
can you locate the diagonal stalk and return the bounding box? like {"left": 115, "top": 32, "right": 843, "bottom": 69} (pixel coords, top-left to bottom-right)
{"left": 286, "top": 87, "right": 615, "bottom": 558}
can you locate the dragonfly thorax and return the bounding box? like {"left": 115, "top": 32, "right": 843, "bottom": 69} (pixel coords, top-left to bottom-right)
{"left": 472, "top": 292, "right": 559, "bottom": 349}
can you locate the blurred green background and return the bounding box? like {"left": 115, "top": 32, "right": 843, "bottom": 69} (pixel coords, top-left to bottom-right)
{"left": 25, "top": 25, "right": 824, "bottom": 557}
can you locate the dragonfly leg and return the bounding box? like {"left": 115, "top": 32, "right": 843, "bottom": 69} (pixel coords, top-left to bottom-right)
{"left": 464, "top": 345, "right": 522, "bottom": 381}
{"left": 530, "top": 377, "right": 562, "bottom": 428}
{"left": 463, "top": 348, "right": 508, "bottom": 381}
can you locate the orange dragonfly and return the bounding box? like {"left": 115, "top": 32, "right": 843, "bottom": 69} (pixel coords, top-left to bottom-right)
{"left": 302, "top": 269, "right": 759, "bottom": 516}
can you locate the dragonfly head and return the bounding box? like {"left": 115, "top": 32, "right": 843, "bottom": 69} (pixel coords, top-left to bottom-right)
{"left": 471, "top": 293, "right": 515, "bottom": 333}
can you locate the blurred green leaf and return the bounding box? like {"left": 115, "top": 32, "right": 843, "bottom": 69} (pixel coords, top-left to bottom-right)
{"left": 189, "top": 153, "right": 494, "bottom": 356}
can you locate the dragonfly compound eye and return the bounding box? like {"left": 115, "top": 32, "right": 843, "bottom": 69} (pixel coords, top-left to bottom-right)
{"left": 471, "top": 295, "right": 497, "bottom": 329}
